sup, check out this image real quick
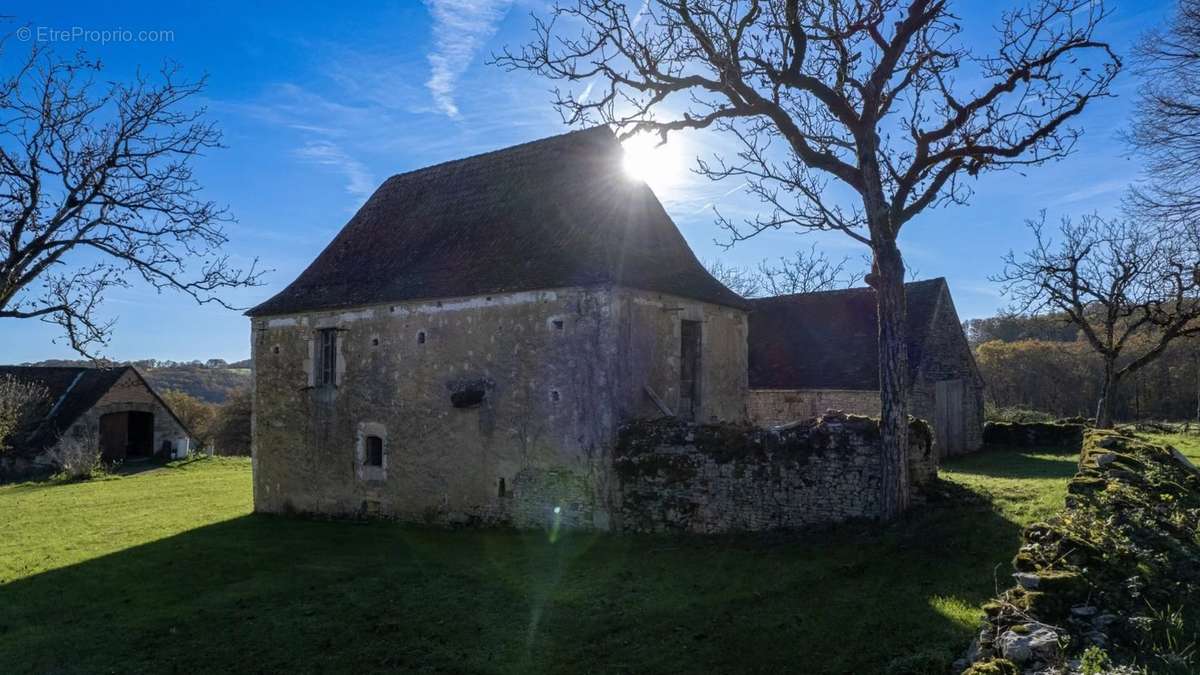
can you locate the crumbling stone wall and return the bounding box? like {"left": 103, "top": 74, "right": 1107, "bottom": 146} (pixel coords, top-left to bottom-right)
{"left": 251, "top": 286, "right": 747, "bottom": 529}
{"left": 960, "top": 430, "right": 1200, "bottom": 674}
{"left": 981, "top": 421, "right": 1086, "bottom": 451}
{"left": 612, "top": 413, "right": 935, "bottom": 533}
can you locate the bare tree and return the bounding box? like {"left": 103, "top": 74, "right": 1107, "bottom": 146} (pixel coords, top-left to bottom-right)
{"left": 996, "top": 214, "right": 1200, "bottom": 428}
{"left": 706, "top": 243, "right": 860, "bottom": 297}
{"left": 0, "top": 374, "right": 48, "bottom": 453}
{"left": 756, "top": 244, "right": 863, "bottom": 296}
{"left": 497, "top": 0, "right": 1117, "bottom": 518}
{"left": 704, "top": 257, "right": 764, "bottom": 296}
{"left": 1126, "top": 0, "right": 1200, "bottom": 231}
{"left": 0, "top": 44, "right": 262, "bottom": 357}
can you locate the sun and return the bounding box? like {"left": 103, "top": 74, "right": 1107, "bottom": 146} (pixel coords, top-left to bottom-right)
{"left": 621, "top": 133, "right": 683, "bottom": 184}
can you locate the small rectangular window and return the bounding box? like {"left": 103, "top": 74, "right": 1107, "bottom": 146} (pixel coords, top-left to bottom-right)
{"left": 364, "top": 435, "right": 384, "bottom": 467}
{"left": 317, "top": 328, "right": 337, "bottom": 386}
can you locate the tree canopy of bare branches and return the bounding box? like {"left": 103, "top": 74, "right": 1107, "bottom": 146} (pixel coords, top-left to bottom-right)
{"left": 1126, "top": 0, "right": 1200, "bottom": 231}
{"left": 0, "top": 43, "right": 261, "bottom": 357}
{"left": 497, "top": 0, "right": 1118, "bottom": 518}
{"left": 995, "top": 214, "right": 1200, "bottom": 427}
{"left": 706, "top": 243, "right": 862, "bottom": 297}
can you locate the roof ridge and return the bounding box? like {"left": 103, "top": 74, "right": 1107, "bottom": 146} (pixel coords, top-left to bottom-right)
{"left": 380, "top": 125, "right": 616, "bottom": 185}
{"left": 747, "top": 277, "right": 946, "bottom": 303}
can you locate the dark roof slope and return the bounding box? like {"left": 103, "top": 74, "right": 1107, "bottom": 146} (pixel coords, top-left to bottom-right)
{"left": 248, "top": 126, "right": 745, "bottom": 316}
{"left": 747, "top": 278, "right": 948, "bottom": 390}
{"left": 0, "top": 366, "right": 128, "bottom": 452}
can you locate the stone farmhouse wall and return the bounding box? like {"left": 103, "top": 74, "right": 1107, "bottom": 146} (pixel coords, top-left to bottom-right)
{"left": 748, "top": 388, "right": 881, "bottom": 426}
{"left": 611, "top": 413, "right": 936, "bottom": 534}
{"left": 251, "top": 286, "right": 747, "bottom": 529}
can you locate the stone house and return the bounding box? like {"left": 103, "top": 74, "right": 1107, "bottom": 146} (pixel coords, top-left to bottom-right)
{"left": 246, "top": 127, "right": 749, "bottom": 528}
{"left": 248, "top": 127, "right": 984, "bottom": 530}
{"left": 746, "top": 278, "right": 985, "bottom": 456}
{"left": 0, "top": 365, "right": 193, "bottom": 479}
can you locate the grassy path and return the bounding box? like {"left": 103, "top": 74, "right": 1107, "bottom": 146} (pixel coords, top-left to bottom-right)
{"left": 0, "top": 449, "right": 1079, "bottom": 674}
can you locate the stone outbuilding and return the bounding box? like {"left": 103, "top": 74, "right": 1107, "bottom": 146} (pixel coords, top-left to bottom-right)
{"left": 247, "top": 127, "right": 750, "bottom": 528}
{"left": 0, "top": 365, "right": 193, "bottom": 479}
{"left": 746, "top": 278, "right": 985, "bottom": 456}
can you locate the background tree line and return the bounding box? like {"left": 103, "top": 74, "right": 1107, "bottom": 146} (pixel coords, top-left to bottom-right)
{"left": 968, "top": 314, "right": 1200, "bottom": 422}
{"left": 160, "top": 389, "right": 251, "bottom": 456}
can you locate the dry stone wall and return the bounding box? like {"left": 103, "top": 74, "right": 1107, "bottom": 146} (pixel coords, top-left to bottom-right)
{"left": 982, "top": 421, "right": 1086, "bottom": 450}
{"left": 612, "top": 412, "right": 936, "bottom": 533}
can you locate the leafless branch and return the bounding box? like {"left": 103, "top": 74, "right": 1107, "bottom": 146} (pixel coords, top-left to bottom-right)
{"left": 0, "top": 41, "right": 264, "bottom": 357}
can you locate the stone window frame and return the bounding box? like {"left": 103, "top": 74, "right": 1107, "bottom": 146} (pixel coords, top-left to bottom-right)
{"left": 355, "top": 422, "right": 388, "bottom": 482}
{"left": 315, "top": 327, "right": 338, "bottom": 388}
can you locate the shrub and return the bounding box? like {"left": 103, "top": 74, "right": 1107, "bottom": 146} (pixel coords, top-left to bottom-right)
{"left": 1080, "top": 645, "right": 1111, "bottom": 675}
{"left": 47, "top": 430, "right": 103, "bottom": 481}
{"left": 209, "top": 389, "right": 251, "bottom": 456}
{"left": 0, "top": 375, "right": 50, "bottom": 453}
{"left": 984, "top": 403, "right": 1057, "bottom": 424}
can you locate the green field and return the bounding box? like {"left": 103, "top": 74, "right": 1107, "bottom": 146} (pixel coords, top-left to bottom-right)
{"left": 0, "top": 447, "right": 1089, "bottom": 674}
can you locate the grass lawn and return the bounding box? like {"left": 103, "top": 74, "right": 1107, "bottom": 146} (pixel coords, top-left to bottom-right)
{"left": 1146, "top": 431, "right": 1200, "bottom": 464}
{"left": 0, "top": 448, "right": 1082, "bottom": 674}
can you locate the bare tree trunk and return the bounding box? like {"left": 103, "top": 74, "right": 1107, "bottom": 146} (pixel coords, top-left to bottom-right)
{"left": 1096, "top": 359, "right": 1118, "bottom": 428}
{"left": 872, "top": 241, "right": 910, "bottom": 520}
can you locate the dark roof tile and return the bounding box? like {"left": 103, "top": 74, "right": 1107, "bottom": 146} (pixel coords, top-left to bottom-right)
{"left": 0, "top": 366, "right": 128, "bottom": 452}
{"left": 747, "top": 278, "right": 947, "bottom": 390}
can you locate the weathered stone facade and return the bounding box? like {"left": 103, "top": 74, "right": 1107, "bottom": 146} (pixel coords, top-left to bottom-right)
{"left": 748, "top": 388, "right": 881, "bottom": 426}
{"left": 612, "top": 413, "right": 936, "bottom": 533}
{"left": 250, "top": 287, "right": 747, "bottom": 528}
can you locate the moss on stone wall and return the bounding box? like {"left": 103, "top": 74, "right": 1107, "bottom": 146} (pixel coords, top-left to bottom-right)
{"left": 960, "top": 430, "right": 1200, "bottom": 673}
{"left": 613, "top": 412, "right": 938, "bottom": 533}
{"left": 981, "top": 421, "right": 1086, "bottom": 451}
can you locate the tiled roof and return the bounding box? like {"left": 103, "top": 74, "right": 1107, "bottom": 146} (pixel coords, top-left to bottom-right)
{"left": 248, "top": 126, "right": 745, "bottom": 316}
{"left": 747, "top": 278, "right": 948, "bottom": 390}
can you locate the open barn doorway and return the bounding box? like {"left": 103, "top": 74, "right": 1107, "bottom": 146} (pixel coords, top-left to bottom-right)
{"left": 99, "top": 411, "right": 155, "bottom": 462}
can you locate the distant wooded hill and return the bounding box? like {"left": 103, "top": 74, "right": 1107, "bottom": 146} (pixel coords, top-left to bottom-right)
{"left": 19, "top": 359, "right": 251, "bottom": 404}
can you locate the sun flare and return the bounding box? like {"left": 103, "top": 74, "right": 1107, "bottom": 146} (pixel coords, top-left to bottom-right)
{"left": 621, "top": 133, "right": 682, "bottom": 184}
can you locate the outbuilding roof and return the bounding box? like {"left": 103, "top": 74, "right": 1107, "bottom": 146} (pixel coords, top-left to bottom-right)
{"left": 0, "top": 365, "right": 187, "bottom": 452}
{"left": 746, "top": 278, "right": 948, "bottom": 390}
{"left": 247, "top": 126, "right": 745, "bottom": 317}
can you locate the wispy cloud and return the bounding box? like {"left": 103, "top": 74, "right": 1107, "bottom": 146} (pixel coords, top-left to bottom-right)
{"left": 294, "top": 140, "right": 376, "bottom": 199}
{"left": 424, "top": 0, "right": 513, "bottom": 118}
{"left": 1050, "top": 177, "right": 1129, "bottom": 206}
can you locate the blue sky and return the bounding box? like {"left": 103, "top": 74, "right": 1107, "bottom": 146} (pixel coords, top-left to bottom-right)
{"left": 0, "top": 0, "right": 1175, "bottom": 363}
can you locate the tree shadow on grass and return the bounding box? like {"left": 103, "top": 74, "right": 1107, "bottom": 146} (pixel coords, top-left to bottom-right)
{"left": 943, "top": 447, "right": 1079, "bottom": 480}
{"left": 0, "top": 489, "right": 1028, "bottom": 674}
